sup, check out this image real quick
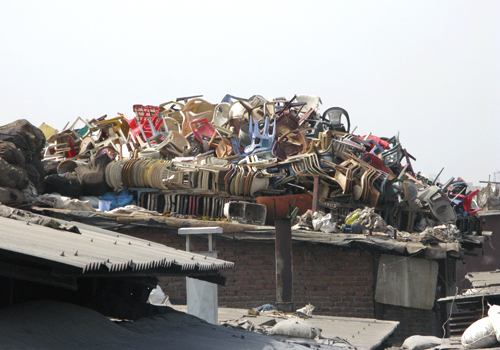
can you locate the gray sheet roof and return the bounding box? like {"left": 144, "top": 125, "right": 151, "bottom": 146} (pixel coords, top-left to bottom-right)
{"left": 0, "top": 300, "right": 340, "bottom": 350}
{"left": 438, "top": 270, "right": 500, "bottom": 302}
{"left": 0, "top": 213, "right": 233, "bottom": 275}
{"left": 33, "top": 207, "right": 476, "bottom": 259}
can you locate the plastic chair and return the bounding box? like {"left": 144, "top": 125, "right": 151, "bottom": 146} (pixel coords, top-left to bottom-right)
{"left": 183, "top": 98, "right": 215, "bottom": 123}
{"left": 163, "top": 117, "right": 182, "bottom": 133}
{"left": 181, "top": 104, "right": 213, "bottom": 136}
{"left": 362, "top": 152, "right": 395, "bottom": 177}
{"left": 213, "top": 103, "right": 231, "bottom": 127}
{"left": 417, "top": 178, "right": 457, "bottom": 223}
{"left": 159, "top": 101, "right": 185, "bottom": 123}
{"left": 244, "top": 115, "right": 276, "bottom": 154}
{"left": 364, "top": 138, "right": 384, "bottom": 155}
{"left": 141, "top": 116, "right": 170, "bottom": 147}
{"left": 221, "top": 94, "right": 246, "bottom": 103}
{"left": 128, "top": 105, "right": 162, "bottom": 143}
{"left": 228, "top": 96, "right": 265, "bottom": 121}
{"left": 239, "top": 99, "right": 264, "bottom": 121}
{"left": 322, "top": 107, "right": 350, "bottom": 133}
{"left": 295, "top": 95, "right": 322, "bottom": 114}
{"left": 156, "top": 131, "right": 190, "bottom": 157}
{"left": 454, "top": 189, "right": 480, "bottom": 214}
{"left": 254, "top": 116, "right": 276, "bottom": 149}
{"left": 230, "top": 137, "right": 245, "bottom": 157}
{"left": 190, "top": 117, "right": 216, "bottom": 144}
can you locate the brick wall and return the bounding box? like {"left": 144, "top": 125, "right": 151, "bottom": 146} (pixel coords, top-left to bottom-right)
{"left": 377, "top": 305, "right": 443, "bottom": 344}
{"left": 121, "top": 226, "right": 447, "bottom": 343}
{"left": 124, "top": 227, "right": 375, "bottom": 318}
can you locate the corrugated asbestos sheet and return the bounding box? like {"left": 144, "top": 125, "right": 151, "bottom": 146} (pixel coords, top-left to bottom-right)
{"left": 437, "top": 271, "right": 500, "bottom": 338}
{"left": 466, "top": 270, "right": 500, "bottom": 289}
{"left": 32, "top": 207, "right": 468, "bottom": 259}
{"left": 439, "top": 271, "right": 500, "bottom": 303}
{"left": 0, "top": 215, "right": 234, "bottom": 275}
{"left": 0, "top": 300, "right": 336, "bottom": 350}
{"left": 223, "top": 230, "right": 464, "bottom": 259}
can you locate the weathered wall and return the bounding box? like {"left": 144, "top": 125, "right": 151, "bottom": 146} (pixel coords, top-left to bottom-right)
{"left": 122, "top": 226, "right": 447, "bottom": 343}
{"left": 456, "top": 213, "right": 500, "bottom": 283}
{"left": 125, "top": 227, "right": 375, "bottom": 318}
{"left": 377, "top": 305, "right": 442, "bottom": 342}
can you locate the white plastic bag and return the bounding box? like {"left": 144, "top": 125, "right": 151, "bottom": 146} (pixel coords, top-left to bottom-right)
{"left": 488, "top": 304, "right": 500, "bottom": 342}
{"left": 269, "top": 318, "right": 321, "bottom": 339}
{"left": 312, "top": 213, "right": 338, "bottom": 233}
{"left": 296, "top": 303, "right": 315, "bottom": 316}
{"left": 148, "top": 285, "right": 166, "bottom": 305}
{"left": 401, "top": 335, "right": 442, "bottom": 350}
{"left": 461, "top": 316, "right": 498, "bottom": 349}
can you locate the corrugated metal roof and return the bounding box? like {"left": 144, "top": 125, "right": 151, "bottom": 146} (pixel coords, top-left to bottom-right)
{"left": 32, "top": 207, "right": 473, "bottom": 259}
{"left": 466, "top": 270, "right": 500, "bottom": 288}
{"left": 0, "top": 300, "right": 330, "bottom": 350}
{"left": 438, "top": 270, "right": 500, "bottom": 303}
{"left": 0, "top": 215, "right": 234, "bottom": 275}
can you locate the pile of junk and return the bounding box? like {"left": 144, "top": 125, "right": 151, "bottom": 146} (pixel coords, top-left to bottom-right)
{"left": 0, "top": 94, "right": 488, "bottom": 240}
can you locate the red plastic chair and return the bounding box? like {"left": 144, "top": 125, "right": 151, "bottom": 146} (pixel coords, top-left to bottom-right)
{"left": 456, "top": 189, "right": 480, "bottom": 214}
{"left": 190, "top": 117, "right": 215, "bottom": 143}
{"left": 127, "top": 105, "right": 163, "bottom": 143}
{"left": 362, "top": 152, "right": 395, "bottom": 177}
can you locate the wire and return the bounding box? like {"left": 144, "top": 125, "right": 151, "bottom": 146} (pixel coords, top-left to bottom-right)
{"left": 355, "top": 241, "right": 420, "bottom": 267}
{"left": 442, "top": 286, "right": 459, "bottom": 339}
{"left": 482, "top": 294, "right": 486, "bottom": 318}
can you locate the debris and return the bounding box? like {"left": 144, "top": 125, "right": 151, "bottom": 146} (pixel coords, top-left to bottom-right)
{"left": 345, "top": 207, "right": 387, "bottom": 233}
{"left": 0, "top": 92, "right": 486, "bottom": 245}
{"left": 252, "top": 304, "right": 276, "bottom": 312}
{"left": 489, "top": 304, "right": 500, "bottom": 342}
{"left": 461, "top": 316, "right": 498, "bottom": 349}
{"left": 148, "top": 285, "right": 171, "bottom": 305}
{"left": 296, "top": 303, "right": 315, "bottom": 316}
{"left": 312, "top": 213, "right": 338, "bottom": 233}
{"left": 268, "top": 318, "right": 322, "bottom": 339}
{"left": 400, "top": 335, "right": 442, "bottom": 350}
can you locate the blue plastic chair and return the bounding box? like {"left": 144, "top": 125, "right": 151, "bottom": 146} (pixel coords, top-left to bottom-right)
{"left": 243, "top": 115, "right": 276, "bottom": 155}
{"left": 366, "top": 139, "right": 384, "bottom": 155}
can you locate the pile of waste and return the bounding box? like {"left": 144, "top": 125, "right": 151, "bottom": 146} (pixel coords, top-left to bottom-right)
{"left": 477, "top": 182, "right": 500, "bottom": 211}
{"left": 0, "top": 94, "right": 485, "bottom": 238}
{"left": 220, "top": 303, "right": 357, "bottom": 348}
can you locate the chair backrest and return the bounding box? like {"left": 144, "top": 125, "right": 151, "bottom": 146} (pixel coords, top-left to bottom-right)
{"left": 184, "top": 98, "right": 215, "bottom": 123}
{"left": 213, "top": 103, "right": 231, "bottom": 127}
{"left": 296, "top": 94, "right": 322, "bottom": 113}
{"left": 159, "top": 101, "right": 185, "bottom": 123}
{"left": 322, "top": 107, "right": 350, "bottom": 133}
{"left": 164, "top": 117, "right": 181, "bottom": 133}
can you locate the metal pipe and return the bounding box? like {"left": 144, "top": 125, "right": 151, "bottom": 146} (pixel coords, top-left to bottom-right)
{"left": 275, "top": 218, "right": 293, "bottom": 311}
{"left": 312, "top": 175, "right": 320, "bottom": 212}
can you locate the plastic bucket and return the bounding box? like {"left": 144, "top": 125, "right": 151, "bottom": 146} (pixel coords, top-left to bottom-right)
{"left": 98, "top": 200, "right": 111, "bottom": 212}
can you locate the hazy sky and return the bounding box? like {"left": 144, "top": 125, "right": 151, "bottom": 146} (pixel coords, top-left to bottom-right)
{"left": 1, "top": 1, "right": 499, "bottom": 185}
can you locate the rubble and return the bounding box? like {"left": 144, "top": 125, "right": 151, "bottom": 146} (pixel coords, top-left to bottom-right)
{"left": 0, "top": 94, "right": 487, "bottom": 243}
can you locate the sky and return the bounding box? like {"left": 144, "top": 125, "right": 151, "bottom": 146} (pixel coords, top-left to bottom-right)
{"left": 0, "top": 1, "right": 499, "bottom": 186}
